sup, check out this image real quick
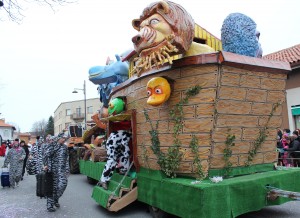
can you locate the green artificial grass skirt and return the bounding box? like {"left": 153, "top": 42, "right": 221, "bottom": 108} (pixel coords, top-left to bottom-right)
{"left": 80, "top": 160, "right": 300, "bottom": 218}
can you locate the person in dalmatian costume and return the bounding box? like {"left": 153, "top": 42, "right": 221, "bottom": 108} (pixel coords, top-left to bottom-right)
{"left": 98, "top": 130, "right": 131, "bottom": 190}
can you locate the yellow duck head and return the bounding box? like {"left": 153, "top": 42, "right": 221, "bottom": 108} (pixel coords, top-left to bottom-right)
{"left": 146, "top": 77, "right": 171, "bottom": 106}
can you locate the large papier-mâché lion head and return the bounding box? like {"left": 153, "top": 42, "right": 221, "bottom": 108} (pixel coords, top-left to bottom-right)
{"left": 131, "top": 1, "right": 195, "bottom": 75}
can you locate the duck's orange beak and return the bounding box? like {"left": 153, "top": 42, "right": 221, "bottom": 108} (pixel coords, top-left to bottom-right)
{"left": 146, "top": 77, "right": 171, "bottom": 106}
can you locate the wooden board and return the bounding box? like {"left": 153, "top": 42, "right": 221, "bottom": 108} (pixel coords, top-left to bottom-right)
{"left": 108, "top": 187, "right": 138, "bottom": 212}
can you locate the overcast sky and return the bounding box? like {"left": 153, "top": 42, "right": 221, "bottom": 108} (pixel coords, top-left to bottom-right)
{"left": 0, "top": 0, "right": 299, "bottom": 132}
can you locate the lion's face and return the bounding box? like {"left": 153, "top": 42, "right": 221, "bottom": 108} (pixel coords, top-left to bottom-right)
{"left": 132, "top": 13, "right": 173, "bottom": 55}
{"left": 130, "top": 1, "right": 194, "bottom": 76}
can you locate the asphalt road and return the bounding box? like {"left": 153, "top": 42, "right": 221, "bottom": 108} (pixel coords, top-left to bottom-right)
{"left": 1, "top": 156, "right": 300, "bottom": 218}
{"left": 0, "top": 156, "right": 151, "bottom": 218}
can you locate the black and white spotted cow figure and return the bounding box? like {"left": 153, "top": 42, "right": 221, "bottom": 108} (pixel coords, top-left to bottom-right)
{"left": 100, "top": 130, "right": 131, "bottom": 185}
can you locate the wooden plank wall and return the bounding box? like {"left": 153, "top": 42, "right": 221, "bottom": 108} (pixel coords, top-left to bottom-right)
{"left": 111, "top": 64, "right": 287, "bottom": 175}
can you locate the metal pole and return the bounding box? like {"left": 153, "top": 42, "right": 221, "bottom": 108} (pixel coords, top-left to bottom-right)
{"left": 84, "top": 80, "right": 87, "bottom": 130}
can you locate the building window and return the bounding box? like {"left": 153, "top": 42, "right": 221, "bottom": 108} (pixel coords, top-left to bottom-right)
{"left": 66, "top": 109, "right": 71, "bottom": 116}
{"left": 76, "top": 108, "right": 81, "bottom": 115}
{"left": 3, "top": 130, "right": 9, "bottom": 138}
{"left": 87, "top": 106, "right": 93, "bottom": 114}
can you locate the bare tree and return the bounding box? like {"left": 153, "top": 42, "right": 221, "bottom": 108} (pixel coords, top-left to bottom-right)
{"left": 31, "top": 119, "right": 47, "bottom": 138}
{"left": 0, "top": 0, "right": 76, "bottom": 22}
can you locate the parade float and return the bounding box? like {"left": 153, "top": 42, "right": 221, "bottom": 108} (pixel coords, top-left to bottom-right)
{"left": 79, "top": 1, "right": 300, "bottom": 217}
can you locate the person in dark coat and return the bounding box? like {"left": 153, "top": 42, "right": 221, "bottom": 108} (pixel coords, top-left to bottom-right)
{"left": 284, "top": 135, "right": 300, "bottom": 167}
{"left": 20, "top": 140, "right": 29, "bottom": 180}
{"left": 43, "top": 133, "right": 70, "bottom": 212}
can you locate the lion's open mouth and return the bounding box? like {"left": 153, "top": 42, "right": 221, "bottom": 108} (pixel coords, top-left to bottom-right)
{"left": 131, "top": 35, "right": 178, "bottom": 76}
{"left": 139, "top": 40, "right": 170, "bottom": 57}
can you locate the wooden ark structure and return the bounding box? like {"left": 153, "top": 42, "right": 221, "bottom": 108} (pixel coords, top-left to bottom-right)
{"left": 79, "top": 1, "right": 300, "bottom": 216}
{"left": 111, "top": 51, "right": 290, "bottom": 177}
{"left": 80, "top": 51, "right": 300, "bottom": 218}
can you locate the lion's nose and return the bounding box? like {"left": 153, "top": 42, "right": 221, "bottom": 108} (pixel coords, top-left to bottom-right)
{"left": 132, "top": 34, "right": 142, "bottom": 44}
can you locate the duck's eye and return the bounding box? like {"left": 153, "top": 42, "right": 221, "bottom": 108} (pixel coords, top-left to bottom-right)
{"left": 150, "top": 19, "right": 159, "bottom": 25}
{"left": 147, "top": 90, "right": 152, "bottom": 96}
{"left": 155, "top": 88, "right": 162, "bottom": 94}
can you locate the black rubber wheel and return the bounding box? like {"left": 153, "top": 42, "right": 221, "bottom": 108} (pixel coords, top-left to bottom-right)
{"left": 69, "top": 149, "right": 80, "bottom": 174}
{"left": 148, "top": 206, "right": 168, "bottom": 218}
{"left": 87, "top": 176, "right": 98, "bottom": 185}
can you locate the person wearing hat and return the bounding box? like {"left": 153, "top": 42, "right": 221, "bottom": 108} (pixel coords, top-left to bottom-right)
{"left": 43, "top": 132, "right": 70, "bottom": 212}
{"left": 2, "top": 139, "right": 26, "bottom": 188}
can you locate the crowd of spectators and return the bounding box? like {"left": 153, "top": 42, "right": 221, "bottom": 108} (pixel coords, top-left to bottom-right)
{"left": 277, "top": 128, "right": 300, "bottom": 167}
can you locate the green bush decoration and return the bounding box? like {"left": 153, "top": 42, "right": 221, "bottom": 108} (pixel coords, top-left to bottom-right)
{"left": 141, "top": 143, "right": 150, "bottom": 170}
{"left": 223, "top": 132, "right": 235, "bottom": 177}
{"left": 245, "top": 102, "right": 281, "bottom": 166}
{"left": 144, "top": 85, "right": 202, "bottom": 178}
{"left": 190, "top": 135, "right": 206, "bottom": 180}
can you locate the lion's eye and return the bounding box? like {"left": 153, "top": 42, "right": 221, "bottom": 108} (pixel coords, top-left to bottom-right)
{"left": 150, "top": 19, "right": 159, "bottom": 25}
{"left": 155, "top": 88, "right": 162, "bottom": 94}
{"left": 147, "top": 90, "right": 152, "bottom": 96}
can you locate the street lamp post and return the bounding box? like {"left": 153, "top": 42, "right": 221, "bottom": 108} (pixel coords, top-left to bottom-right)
{"left": 72, "top": 80, "right": 87, "bottom": 130}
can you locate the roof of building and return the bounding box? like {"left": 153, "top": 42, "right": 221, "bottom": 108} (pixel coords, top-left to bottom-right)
{"left": 0, "top": 123, "right": 15, "bottom": 128}
{"left": 0, "top": 119, "right": 16, "bottom": 129}
{"left": 263, "top": 44, "right": 300, "bottom": 68}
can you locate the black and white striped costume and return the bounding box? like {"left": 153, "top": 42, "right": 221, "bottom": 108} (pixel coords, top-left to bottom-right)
{"left": 43, "top": 138, "right": 69, "bottom": 210}
{"left": 29, "top": 139, "right": 44, "bottom": 174}
{"left": 100, "top": 130, "right": 131, "bottom": 183}
{"left": 3, "top": 147, "right": 26, "bottom": 188}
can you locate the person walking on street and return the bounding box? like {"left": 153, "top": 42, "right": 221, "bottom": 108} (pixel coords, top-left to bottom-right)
{"left": 43, "top": 133, "right": 70, "bottom": 212}
{"left": 2, "top": 139, "right": 26, "bottom": 188}
{"left": 20, "top": 140, "right": 29, "bottom": 180}
{"left": 29, "top": 136, "right": 44, "bottom": 174}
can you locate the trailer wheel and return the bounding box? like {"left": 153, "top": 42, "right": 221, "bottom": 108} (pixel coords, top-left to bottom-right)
{"left": 69, "top": 149, "right": 80, "bottom": 174}
{"left": 87, "top": 176, "right": 98, "bottom": 185}
{"left": 148, "top": 206, "right": 168, "bottom": 218}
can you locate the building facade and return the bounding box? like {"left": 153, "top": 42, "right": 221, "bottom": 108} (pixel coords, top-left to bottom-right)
{"left": 54, "top": 98, "right": 102, "bottom": 135}
{"left": 0, "top": 119, "right": 16, "bottom": 141}
{"left": 16, "top": 132, "right": 32, "bottom": 144}
{"left": 264, "top": 44, "right": 300, "bottom": 131}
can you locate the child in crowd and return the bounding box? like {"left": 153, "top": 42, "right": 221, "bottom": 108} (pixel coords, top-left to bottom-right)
{"left": 281, "top": 134, "right": 291, "bottom": 166}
